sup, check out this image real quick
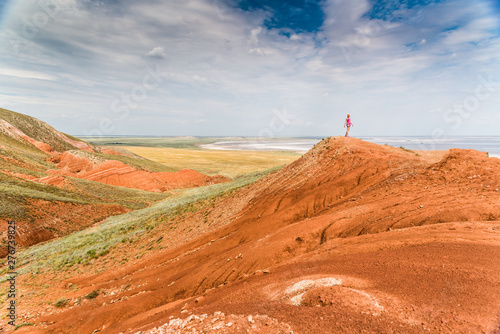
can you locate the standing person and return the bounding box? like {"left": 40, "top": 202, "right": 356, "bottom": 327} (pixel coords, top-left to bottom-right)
{"left": 344, "top": 114, "right": 353, "bottom": 137}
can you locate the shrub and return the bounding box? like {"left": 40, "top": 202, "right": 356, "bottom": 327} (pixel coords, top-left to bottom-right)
{"left": 54, "top": 298, "right": 69, "bottom": 308}
{"left": 85, "top": 290, "right": 99, "bottom": 299}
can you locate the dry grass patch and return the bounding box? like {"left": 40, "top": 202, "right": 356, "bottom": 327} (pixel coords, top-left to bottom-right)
{"left": 119, "top": 146, "right": 300, "bottom": 178}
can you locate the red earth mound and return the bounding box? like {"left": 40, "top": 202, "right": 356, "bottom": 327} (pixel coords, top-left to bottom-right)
{"left": 46, "top": 151, "right": 229, "bottom": 192}
{"left": 14, "top": 137, "right": 500, "bottom": 333}
{"left": 56, "top": 132, "right": 94, "bottom": 152}
{"left": 0, "top": 119, "right": 56, "bottom": 155}
{"left": 100, "top": 148, "right": 125, "bottom": 156}
{"left": 0, "top": 200, "right": 128, "bottom": 258}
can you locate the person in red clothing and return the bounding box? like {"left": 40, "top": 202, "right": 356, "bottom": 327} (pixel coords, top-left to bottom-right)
{"left": 344, "top": 114, "right": 353, "bottom": 137}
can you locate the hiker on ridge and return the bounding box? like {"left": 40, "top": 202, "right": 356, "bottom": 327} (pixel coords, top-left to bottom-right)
{"left": 344, "top": 114, "right": 353, "bottom": 137}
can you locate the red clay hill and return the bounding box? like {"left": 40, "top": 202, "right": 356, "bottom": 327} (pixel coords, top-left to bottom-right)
{"left": 20, "top": 137, "right": 500, "bottom": 334}
{"left": 46, "top": 150, "right": 228, "bottom": 192}
{"left": 0, "top": 108, "right": 227, "bottom": 252}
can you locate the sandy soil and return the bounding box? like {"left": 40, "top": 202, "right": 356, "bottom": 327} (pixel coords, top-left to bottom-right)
{"left": 9, "top": 137, "right": 500, "bottom": 334}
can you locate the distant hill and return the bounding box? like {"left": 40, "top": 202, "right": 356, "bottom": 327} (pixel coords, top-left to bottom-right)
{"left": 0, "top": 107, "right": 227, "bottom": 252}
{"left": 0, "top": 107, "right": 94, "bottom": 153}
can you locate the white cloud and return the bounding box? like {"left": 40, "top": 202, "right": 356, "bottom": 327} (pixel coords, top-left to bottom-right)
{"left": 145, "top": 46, "right": 166, "bottom": 59}
{"left": 0, "top": 0, "right": 498, "bottom": 136}
{"left": 0, "top": 67, "right": 57, "bottom": 80}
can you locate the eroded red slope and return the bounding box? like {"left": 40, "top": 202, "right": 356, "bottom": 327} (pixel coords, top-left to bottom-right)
{"left": 20, "top": 137, "right": 500, "bottom": 334}
{"left": 1, "top": 116, "right": 228, "bottom": 193}
{"left": 46, "top": 151, "right": 229, "bottom": 192}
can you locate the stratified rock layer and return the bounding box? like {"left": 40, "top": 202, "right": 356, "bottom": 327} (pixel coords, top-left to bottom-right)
{"left": 22, "top": 137, "right": 500, "bottom": 334}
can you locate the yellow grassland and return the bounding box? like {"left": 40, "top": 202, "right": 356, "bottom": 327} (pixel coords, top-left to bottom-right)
{"left": 120, "top": 146, "right": 301, "bottom": 178}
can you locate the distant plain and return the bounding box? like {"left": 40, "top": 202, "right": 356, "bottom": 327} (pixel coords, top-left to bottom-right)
{"left": 87, "top": 137, "right": 302, "bottom": 177}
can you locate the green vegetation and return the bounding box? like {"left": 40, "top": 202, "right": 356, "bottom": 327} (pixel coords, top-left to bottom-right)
{"left": 0, "top": 131, "right": 53, "bottom": 173}
{"left": 86, "top": 136, "right": 236, "bottom": 149}
{"left": 399, "top": 146, "right": 421, "bottom": 156}
{"left": 85, "top": 290, "right": 100, "bottom": 299}
{"left": 4, "top": 167, "right": 279, "bottom": 280}
{"left": 14, "top": 322, "right": 35, "bottom": 331}
{"left": 0, "top": 171, "right": 170, "bottom": 222}
{"left": 54, "top": 298, "right": 70, "bottom": 308}
{"left": 399, "top": 146, "right": 414, "bottom": 153}
{"left": 0, "top": 107, "right": 77, "bottom": 152}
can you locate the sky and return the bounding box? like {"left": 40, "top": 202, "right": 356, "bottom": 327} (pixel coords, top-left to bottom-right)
{"left": 0, "top": 0, "right": 499, "bottom": 137}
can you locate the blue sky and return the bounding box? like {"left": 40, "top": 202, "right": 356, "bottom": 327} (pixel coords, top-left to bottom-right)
{"left": 0, "top": 0, "right": 499, "bottom": 137}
